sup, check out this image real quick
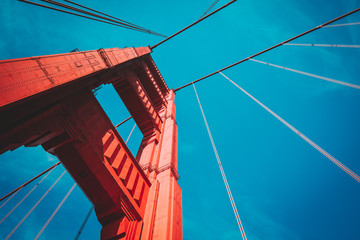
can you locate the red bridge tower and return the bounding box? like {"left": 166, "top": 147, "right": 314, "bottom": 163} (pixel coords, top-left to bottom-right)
{"left": 0, "top": 46, "right": 182, "bottom": 239}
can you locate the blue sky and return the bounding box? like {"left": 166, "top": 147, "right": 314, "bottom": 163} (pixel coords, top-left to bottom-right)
{"left": 1, "top": 0, "right": 360, "bottom": 239}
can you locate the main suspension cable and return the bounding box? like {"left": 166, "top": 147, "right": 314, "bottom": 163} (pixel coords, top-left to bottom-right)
{"left": 5, "top": 170, "right": 67, "bottom": 240}
{"left": 115, "top": 116, "right": 132, "bottom": 129}
{"left": 151, "top": 0, "right": 237, "bottom": 49}
{"left": 174, "top": 7, "right": 360, "bottom": 92}
{"left": 249, "top": 58, "right": 360, "bottom": 89}
{"left": 39, "top": 0, "right": 166, "bottom": 37}
{"left": 63, "top": 0, "right": 157, "bottom": 33}
{"left": 0, "top": 161, "right": 61, "bottom": 203}
{"left": 18, "top": 0, "right": 143, "bottom": 32}
{"left": 0, "top": 167, "right": 56, "bottom": 224}
{"left": 284, "top": 43, "right": 360, "bottom": 48}
{"left": 220, "top": 71, "right": 360, "bottom": 184}
{"left": 192, "top": 84, "right": 247, "bottom": 239}
{"left": 17, "top": 0, "right": 165, "bottom": 37}
{"left": 34, "top": 183, "right": 77, "bottom": 240}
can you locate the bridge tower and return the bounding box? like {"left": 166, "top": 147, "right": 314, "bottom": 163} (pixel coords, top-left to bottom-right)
{"left": 0, "top": 47, "right": 182, "bottom": 239}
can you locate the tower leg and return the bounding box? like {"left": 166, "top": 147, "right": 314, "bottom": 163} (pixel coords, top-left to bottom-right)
{"left": 139, "top": 91, "right": 183, "bottom": 240}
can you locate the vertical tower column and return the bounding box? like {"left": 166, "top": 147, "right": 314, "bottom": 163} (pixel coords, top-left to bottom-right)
{"left": 139, "top": 90, "right": 182, "bottom": 240}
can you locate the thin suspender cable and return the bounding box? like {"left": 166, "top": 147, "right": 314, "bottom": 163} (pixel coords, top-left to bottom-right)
{"left": 0, "top": 167, "right": 56, "bottom": 224}
{"left": 192, "top": 84, "right": 247, "bottom": 240}
{"left": 5, "top": 170, "right": 67, "bottom": 240}
{"left": 34, "top": 183, "right": 77, "bottom": 240}
{"left": 125, "top": 123, "right": 136, "bottom": 144}
{"left": 0, "top": 191, "right": 19, "bottom": 210}
{"left": 174, "top": 7, "right": 360, "bottom": 92}
{"left": 220, "top": 71, "right": 360, "bottom": 183}
{"left": 324, "top": 22, "right": 360, "bottom": 27}
{"left": 249, "top": 58, "right": 360, "bottom": 89}
{"left": 151, "top": 0, "right": 237, "bottom": 49}
{"left": 284, "top": 43, "right": 360, "bottom": 48}
{"left": 115, "top": 116, "right": 132, "bottom": 129}
{"left": 74, "top": 207, "right": 93, "bottom": 240}
{"left": 17, "top": 0, "right": 163, "bottom": 36}
{"left": 0, "top": 162, "right": 61, "bottom": 203}
{"left": 199, "top": 0, "right": 220, "bottom": 19}
{"left": 39, "top": 0, "right": 166, "bottom": 37}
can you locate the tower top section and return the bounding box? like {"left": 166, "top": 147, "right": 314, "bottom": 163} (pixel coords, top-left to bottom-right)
{"left": 0, "top": 46, "right": 169, "bottom": 137}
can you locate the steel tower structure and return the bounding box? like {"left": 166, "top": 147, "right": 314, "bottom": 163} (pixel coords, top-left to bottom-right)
{"left": 0, "top": 46, "right": 182, "bottom": 240}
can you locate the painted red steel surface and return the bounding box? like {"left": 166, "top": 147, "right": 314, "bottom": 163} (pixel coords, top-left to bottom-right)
{"left": 0, "top": 46, "right": 182, "bottom": 240}
{"left": 0, "top": 47, "right": 150, "bottom": 108}
{"left": 139, "top": 91, "right": 182, "bottom": 240}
